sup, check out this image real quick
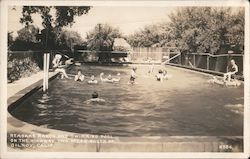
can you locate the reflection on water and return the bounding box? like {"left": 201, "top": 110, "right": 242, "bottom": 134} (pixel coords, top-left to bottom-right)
{"left": 11, "top": 65, "right": 244, "bottom": 137}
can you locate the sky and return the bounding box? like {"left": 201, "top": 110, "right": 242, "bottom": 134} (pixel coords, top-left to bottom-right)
{"left": 8, "top": 6, "right": 176, "bottom": 39}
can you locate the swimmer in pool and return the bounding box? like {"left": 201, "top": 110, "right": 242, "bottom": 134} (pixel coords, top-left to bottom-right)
{"left": 208, "top": 76, "right": 241, "bottom": 87}
{"left": 88, "top": 75, "right": 98, "bottom": 84}
{"left": 156, "top": 69, "right": 164, "bottom": 82}
{"left": 129, "top": 67, "right": 137, "bottom": 84}
{"left": 162, "top": 70, "right": 172, "bottom": 80}
{"left": 85, "top": 92, "right": 105, "bottom": 104}
{"left": 148, "top": 63, "right": 155, "bottom": 75}
{"left": 112, "top": 73, "right": 121, "bottom": 82}
{"left": 100, "top": 72, "right": 121, "bottom": 83}
{"left": 74, "top": 69, "right": 85, "bottom": 81}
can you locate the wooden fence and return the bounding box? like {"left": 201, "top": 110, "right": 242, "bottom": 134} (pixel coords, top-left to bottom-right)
{"left": 168, "top": 52, "right": 244, "bottom": 76}
{"left": 130, "top": 47, "right": 164, "bottom": 63}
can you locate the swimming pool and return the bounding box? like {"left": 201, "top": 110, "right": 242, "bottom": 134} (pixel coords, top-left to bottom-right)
{"left": 10, "top": 64, "right": 244, "bottom": 137}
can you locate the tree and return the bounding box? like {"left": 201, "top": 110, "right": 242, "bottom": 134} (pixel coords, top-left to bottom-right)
{"left": 16, "top": 25, "right": 39, "bottom": 42}
{"left": 57, "top": 30, "right": 84, "bottom": 50}
{"left": 127, "top": 23, "right": 170, "bottom": 47}
{"left": 86, "top": 23, "right": 122, "bottom": 51}
{"left": 20, "top": 6, "right": 91, "bottom": 50}
{"left": 227, "top": 8, "right": 244, "bottom": 52}
{"left": 8, "top": 32, "right": 14, "bottom": 50}
{"left": 128, "top": 7, "right": 244, "bottom": 55}
{"left": 167, "top": 7, "right": 244, "bottom": 54}
{"left": 10, "top": 25, "right": 42, "bottom": 51}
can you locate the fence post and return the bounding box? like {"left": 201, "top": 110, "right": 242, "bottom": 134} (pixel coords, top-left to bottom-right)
{"left": 179, "top": 53, "right": 181, "bottom": 65}
{"left": 243, "top": 54, "right": 244, "bottom": 77}
{"left": 207, "top": 55, "right": 210, "bottom": 70}
{"left": 193, "top": 54, "right": 196, "bottom": 67}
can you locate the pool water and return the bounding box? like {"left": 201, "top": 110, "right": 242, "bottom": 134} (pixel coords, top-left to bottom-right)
{"left": 11, "top": 64, "right": 244, "bottom": 137}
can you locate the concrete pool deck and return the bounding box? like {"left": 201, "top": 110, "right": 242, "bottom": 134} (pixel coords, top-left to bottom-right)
{"left": 7, "top": 65, "right": 243, "bottom": 152}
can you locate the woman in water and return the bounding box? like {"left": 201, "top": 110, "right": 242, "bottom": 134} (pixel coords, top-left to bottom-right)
{"left": 100, "top": 72, "right": 121, "bottom": 83}
{"left": 88, "top": 75, "right": 98, "bottom": 84}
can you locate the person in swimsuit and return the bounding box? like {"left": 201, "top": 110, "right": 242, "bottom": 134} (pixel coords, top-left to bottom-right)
{"left": 223, "top": 59, "right": 238, "bottom": 82}
{"left": 52, "top": 54, "right": 70, "bottom": 79}
{"left": 156, "top": 69, "right": 164, "bottom": 82}
{"left": 88, "top": 75, "right": 98, "bottom": 84}
{"left": 85, "top": 92, "right": 106, "bottom": 104}
{"left": 148, "top": 63, "right": 155, "bottom": 75}
{"left": 74, "top": 69, "right": 85, "bottom": 81}
{"left": 129, "top": 67, "right": 137, "bottom": 84}
{"left": 100, "top": 72, "right": 121, "bottom": 83}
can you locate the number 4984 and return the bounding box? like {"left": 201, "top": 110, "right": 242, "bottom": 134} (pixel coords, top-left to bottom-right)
{"left": 219, "top": 144, "right": 233, "bottom": 150}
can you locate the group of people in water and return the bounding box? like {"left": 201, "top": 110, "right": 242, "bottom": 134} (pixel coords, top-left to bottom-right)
{"left": 74, "top": 69, "right": 121, "bottom": 84}
{"left": 52, "top": 53, "right": 239, "bottom": 85}
{"left": 52, "top": 53, "right": 241, "bottom": 103}
{"left": 52, "top": 53, "right": 172, "bottom": 85}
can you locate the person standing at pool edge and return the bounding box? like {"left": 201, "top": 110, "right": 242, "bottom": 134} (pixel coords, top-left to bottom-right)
{"left": 223, "top": 59, "right": 238, "bottom": 82}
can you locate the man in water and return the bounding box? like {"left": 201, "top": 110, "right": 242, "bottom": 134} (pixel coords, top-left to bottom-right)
{"left": 85, "top": 92, "right": 105, "bottom": 104}
{"left": 223, "top": 59, "right": 238, "bottom": 82}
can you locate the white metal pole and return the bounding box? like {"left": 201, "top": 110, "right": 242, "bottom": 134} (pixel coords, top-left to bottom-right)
{"left": 43, "top": 53, "right": 46, "bottom": 92}
{"left": 46, "top": 53, "right": 50, "bottom": 90}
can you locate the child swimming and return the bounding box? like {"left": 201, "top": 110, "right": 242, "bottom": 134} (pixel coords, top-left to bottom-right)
{"left": 129, "top": 67, "right": 137, "bottom": 84}
{"left": 74, "top": 69, "right": 85, "bottom": 81}
{"left": 162, "top": 70, "right": 172, "bottom": 80}
{"left": 156, "top": 69, "right": 164, "bottom": 82}
{"left": 88, "top": 75, "right": 98, "bottom": 84}
{"left": 148, "top": 63, "right": 154, "bottom": 75}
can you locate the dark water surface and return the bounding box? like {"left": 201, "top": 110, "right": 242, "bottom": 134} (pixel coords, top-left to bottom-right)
{"left": 11, "top": 64, "right": 244, "bottom": 137}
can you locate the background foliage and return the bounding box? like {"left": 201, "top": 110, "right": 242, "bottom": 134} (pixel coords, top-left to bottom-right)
{"left": 86, "top": 23, "right": 123, "bottom": 51}
{"left": 127, "top": 7, "right": 244, "bottom": 54}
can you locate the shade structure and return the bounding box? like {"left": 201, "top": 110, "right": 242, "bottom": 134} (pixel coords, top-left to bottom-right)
{"left": 112, "top": 38, "right": 131, "bottom": 52}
